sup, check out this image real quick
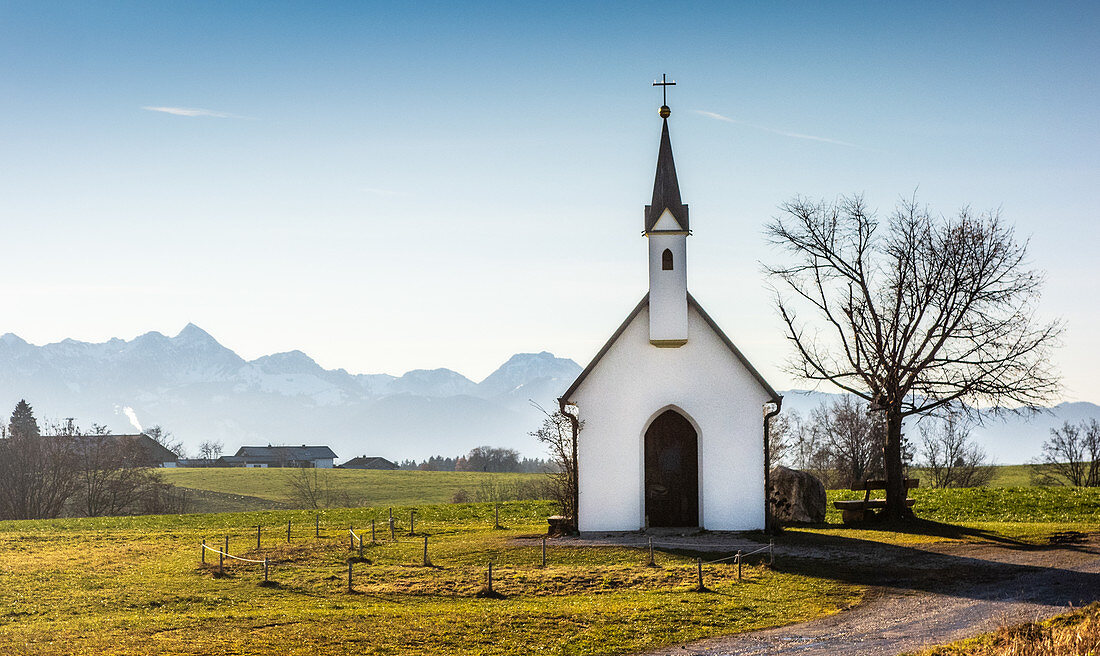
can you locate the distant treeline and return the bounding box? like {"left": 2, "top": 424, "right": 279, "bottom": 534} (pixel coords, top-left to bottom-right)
{"left": 397, "top": 446, "right": 556, "bottom": 474}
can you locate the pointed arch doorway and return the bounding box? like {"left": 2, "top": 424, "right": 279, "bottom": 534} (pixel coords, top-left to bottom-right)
{"left": 644, "top": 409, "right": 699, "bottom": 527}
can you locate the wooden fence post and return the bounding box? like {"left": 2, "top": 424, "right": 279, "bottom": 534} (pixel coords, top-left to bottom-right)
{"left": 359, "top": 533, "right": 364, "bottom": 559}
{"left": 737, "top": 550, "right": 743, "bottom": 580}
{"left": 647, "top": 537, "right": 655, "bottom": 566}
{"left": 347, "top": 561, "right": 353, "bottom": 593}
{"left": 390, "top": 515, "right": 395, "bottom": 541}
{"left": 487, "top": 561, "right": 493, "bottom": 594}
{"left": 287, "top": 518, "right": 291, "bottom": 543}
{"left": 201, "top": 538, "right": 206, "bottom": 564}
{"left": 349, "top": 525, "right": 354, "bottom": 550}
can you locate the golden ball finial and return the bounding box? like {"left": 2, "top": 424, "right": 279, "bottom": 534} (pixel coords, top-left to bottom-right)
{"left": 659, "top": 105, "right": 671, "bottom": 118}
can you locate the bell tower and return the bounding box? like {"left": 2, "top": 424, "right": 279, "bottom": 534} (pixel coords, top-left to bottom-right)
{"left": 645, "top": 75, "right": 689, "bottom": 347}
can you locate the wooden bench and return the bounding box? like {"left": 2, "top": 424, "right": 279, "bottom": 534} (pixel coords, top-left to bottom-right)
{"left": 833, "top": 479, "right": 919, "bottom": 524}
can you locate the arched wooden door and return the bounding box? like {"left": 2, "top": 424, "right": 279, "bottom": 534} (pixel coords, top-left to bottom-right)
{"left": 644, "top": 409, "right": 699, "bottom": 527}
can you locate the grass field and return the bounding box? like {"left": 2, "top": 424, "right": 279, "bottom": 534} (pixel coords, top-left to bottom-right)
{"left": 784, "top": 486, "right": 1100, "bottom": 546}
{"left": 3, "top": 471, "right": 1097, "bottom": 655}
{"left": 161, "top": 464, "right": 1042, "bottom": 515}
{"left": 906, "top": 464, "right": 1034, "bottom": 488}
{"left": 0, "top": 502, "right": 857, "bottom": 655}
{"left": 162, "top": 468, "right": 547, "bottom": 513}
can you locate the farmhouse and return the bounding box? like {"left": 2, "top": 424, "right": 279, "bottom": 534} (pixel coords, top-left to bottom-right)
{"left": 219, "top": 445, "right": 337, "bottom": 468}
{"left": 559, "top": 93, "right": 781, "bottom": 533}
{"left": 340, "top": 456, "right": 399, "bottom": 470}
{"left": 77, "top": 433, "right": 180, "bottom": 468}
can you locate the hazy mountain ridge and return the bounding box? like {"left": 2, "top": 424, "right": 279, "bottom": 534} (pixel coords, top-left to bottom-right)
{"left": 0, "top": 329, "right": 1093, "bottom": 463}
{"left": 0, "top": 327, "right": 582, "bottom": 460}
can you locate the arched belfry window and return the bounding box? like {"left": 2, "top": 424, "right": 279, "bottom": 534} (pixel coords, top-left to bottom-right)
{"left": 661, "top": 249, "right": 674, "bottom": 271}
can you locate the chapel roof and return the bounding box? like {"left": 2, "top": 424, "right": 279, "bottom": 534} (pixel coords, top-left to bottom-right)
{"left": 558, "top": 293, "right": 781, "bottom": 405}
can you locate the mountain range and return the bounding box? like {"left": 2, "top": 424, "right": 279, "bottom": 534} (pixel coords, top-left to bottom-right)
{"left": 0, "top": 325, "right": 1096, "bottom": 464}
{"left": 0, "top": 325, "right": 580, "bottom": 462}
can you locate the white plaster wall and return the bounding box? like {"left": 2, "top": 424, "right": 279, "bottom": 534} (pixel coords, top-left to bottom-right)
{"left": 572, "top": 302, "right": 771, "bottom": 532}
{"left": 647, "top": 234, "right": 688, "bottom": 343}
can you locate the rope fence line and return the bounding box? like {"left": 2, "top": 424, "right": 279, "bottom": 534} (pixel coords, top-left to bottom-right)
{"left": 202, "top": 543, "right": 266, "bottom": 564}
{"left": 197, "top": 511, "right": 777, "bottom": 594}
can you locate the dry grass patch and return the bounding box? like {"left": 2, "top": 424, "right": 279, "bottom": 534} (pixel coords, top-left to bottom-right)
{"left": 911, "top": 603, "right": 1100, "bottom": 655}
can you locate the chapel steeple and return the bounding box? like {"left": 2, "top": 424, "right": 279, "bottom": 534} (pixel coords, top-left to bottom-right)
{"left": 644, "top": 117, "right": 689, "bottom": 233}
{"left": 645, "top": 75, "right": 690, "bottom": 347}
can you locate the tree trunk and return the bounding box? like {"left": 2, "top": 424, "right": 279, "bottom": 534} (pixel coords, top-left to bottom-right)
{"left": 882, "top": 409, "right": 911, "bottom": 521}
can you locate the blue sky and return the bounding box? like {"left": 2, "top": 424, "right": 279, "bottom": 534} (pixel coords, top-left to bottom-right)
{"left": 1, "top": 2, "right": 1098, "bottom": 401}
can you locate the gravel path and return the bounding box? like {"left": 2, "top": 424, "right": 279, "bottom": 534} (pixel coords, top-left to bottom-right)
{"left": 626, "top": 531, "right": 1100, "bottom": 656}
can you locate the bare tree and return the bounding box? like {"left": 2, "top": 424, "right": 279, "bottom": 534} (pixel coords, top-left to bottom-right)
{"left": 766, "top": 195, "right": 1061, "bottom": 519}
{"left": 52, "top": 420, "right": 171, "bottom": 517}
{"left": 1031, "top": 420, "right": 1100, "bottom": 487}
{"left": 767, "top": 411, "right": 796, "bottom": 466}
{"left": 144, "top": 425, "right": 185, "bottom": 458}
{"left": 197, "top": 440, "right": 224, "bottom": 461}
{"left": 919, "top": 409, "right": 994, "bottom": 488}
{"left": 810, "top": 397, "right": 891, "bottom": 489}
{"left": 530, "top": 403, "right": 580, "bottom": 522}
{"left": 283, "top": 466, "right": 341, "bottom": 509}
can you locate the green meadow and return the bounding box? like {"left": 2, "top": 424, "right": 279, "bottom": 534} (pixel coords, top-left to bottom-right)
{"left": 161, "top": 468, "right": 543, "bottom": 512}
{"left": 163, "top": 463, "right": 1044, "bottom": 515}
{"left": 1, "top": 468, "right": 1097, "bottom": 655}
{"left": 0, "top": 501, "right": 855, "bottom": 655}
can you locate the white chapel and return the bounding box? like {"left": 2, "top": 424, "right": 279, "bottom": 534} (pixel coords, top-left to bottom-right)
{"left": 558, "top": 86, "right": 782, "bottom": 533}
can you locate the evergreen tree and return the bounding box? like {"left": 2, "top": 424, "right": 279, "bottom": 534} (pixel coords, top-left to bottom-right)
{"left": 8, "top": 399, "right": 40, "bottom": 439}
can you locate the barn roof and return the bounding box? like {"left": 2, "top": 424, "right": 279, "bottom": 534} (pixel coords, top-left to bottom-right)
{"left": 341, "top": 456, "right": 398, "bottom": 469}
{"left": 558, "top": 293, "right": 781, "bottom": 405}
{"left": 233, "top": 445, "right": 337, "bottom": 460}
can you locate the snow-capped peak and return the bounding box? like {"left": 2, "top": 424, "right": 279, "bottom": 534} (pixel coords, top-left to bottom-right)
{"left": 174, "top": 323, "right": 217, "bottom": 343}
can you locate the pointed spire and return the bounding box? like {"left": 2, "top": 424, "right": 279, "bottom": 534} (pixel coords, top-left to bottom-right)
{"left": 645, "top": 117, "right": 689, "bottom": 232}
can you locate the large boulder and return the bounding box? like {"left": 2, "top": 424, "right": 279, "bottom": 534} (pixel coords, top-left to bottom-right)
{"left": 769, "top": 466, "right": 826, "bottom": 524}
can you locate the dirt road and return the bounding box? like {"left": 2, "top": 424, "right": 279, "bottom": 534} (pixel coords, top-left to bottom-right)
{"left": 633, "top": 530, "right": 1100, "bottom": 656}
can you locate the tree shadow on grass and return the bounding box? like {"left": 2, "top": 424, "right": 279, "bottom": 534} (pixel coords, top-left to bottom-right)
{"left": 766, "top": 523, "right": 1100, "bottom": 605}
{"left": 784, "top": 517, "right": 1037, "bottom": 548}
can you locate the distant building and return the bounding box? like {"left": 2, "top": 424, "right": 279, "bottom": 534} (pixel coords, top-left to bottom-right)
{"left": 68, "top": 433, "right": 180, "bottom": 468}
{"left": 121, "top": 434, "right": 181, "bottom": 467}
{"left": 340, "top": 456, "right": 398, "bottom": 470}
{"left": 219, "top": 445, "right": 337, "bottom": 468}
